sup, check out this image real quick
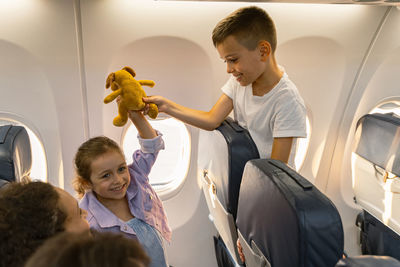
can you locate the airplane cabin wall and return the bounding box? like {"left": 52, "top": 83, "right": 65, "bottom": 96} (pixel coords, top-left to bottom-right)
{"left": 1, "top": 0, "right": 399, "bottom": 265}
{"left": 326, "top": 7, "right": 400, "bottom": 256}
{"left": 0, "top": 0, "right": 88, "bottom": 190}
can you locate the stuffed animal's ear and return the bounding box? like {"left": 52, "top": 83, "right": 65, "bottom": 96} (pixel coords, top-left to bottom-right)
{"left": 106, "top": 73, "right": 115, "bottom": 89}
{"left": 123, "top": 66, "right": 136, "bottom": 78}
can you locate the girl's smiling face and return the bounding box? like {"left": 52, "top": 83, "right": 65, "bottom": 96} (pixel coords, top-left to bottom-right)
{"left": 88, "top": 150, "right": 130, "bottom": 204}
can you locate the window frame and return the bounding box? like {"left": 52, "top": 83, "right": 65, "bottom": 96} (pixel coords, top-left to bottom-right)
{"left": 0, "top": 112, "right": 47, "bottom": 182}
{"left": 121, "top": 117, "right": 191, "bottom": 199}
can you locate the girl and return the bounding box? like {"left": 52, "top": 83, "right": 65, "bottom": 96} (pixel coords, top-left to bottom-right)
{"left": 74, "top": 110, "right": 171, "bottom": 267}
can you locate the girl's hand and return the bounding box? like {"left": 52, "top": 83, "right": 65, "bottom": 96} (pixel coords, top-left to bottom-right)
{"left": 127, "top": 110, "right": 144, "bottom": 121}
{"left": 116, "top": 95, "right": 122, "bottom": 105}
{"left": 115, "top": 96, "right": 144, "bottom": 119}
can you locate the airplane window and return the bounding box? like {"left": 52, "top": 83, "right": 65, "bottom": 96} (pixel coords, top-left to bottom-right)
{"left": 0, "top": 119, "right": 47, "bottom": 182}
{"left": 294, "top": 116, "right": 311, "bottom": 171}
{"left": 370, "top": 100, "right": 400, "bottom": 116}
{"left": 122, "top": 117, "right": 190, "bottom": 195}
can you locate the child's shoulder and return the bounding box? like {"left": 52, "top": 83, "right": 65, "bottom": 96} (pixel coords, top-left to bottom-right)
{"left": 275, "top": 75, "right": 302, "bottom": 98}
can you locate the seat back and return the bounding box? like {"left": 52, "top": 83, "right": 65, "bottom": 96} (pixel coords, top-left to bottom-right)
{"left": 198, "top": 117, "right": 259, "bottom": 264}
{"left": 354, "top": 113, "right": 400, "bottom": 176}
{"left": 0, "top": 125, "right": 32, "bottom": 188}
{"left": 236, "top": 159, "right": 343, "bottom": 267}
{"left": 335, "top": 255, "right": 400, "bottom": 267}
{"left": 353, "top": 113, "right": 400, "bottom": 257}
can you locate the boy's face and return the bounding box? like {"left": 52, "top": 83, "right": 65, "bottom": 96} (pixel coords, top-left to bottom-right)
{"left": 217, "top": 35, "right": 265, "bottom": 87}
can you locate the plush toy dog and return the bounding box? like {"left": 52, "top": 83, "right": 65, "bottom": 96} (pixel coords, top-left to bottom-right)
{"left": 104, "top": 66, "right": 158, "bottom": 127}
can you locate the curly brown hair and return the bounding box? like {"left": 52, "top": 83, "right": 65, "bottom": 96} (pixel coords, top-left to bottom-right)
{"left": 25, "top": 231, "right": 150, "bottom": 267}
{"left": 0, "top": 181, "right": 67, "bottom": 267}
{"left": 73, "top": 136, "right": 123, "bottom": 199}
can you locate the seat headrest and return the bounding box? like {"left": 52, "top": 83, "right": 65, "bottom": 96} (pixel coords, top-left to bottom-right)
{"left": 336, "top": 255, "right": 400, "bottom": 267}
{"left": 354, "top": 113, "right": 400, "bottom": 176}
{"left": 0, "top": 125, "right": 32, "bottom": 183}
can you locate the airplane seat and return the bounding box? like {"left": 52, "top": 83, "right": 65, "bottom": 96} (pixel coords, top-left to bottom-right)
{"left": 335, "top": 255, "right": 400, "bottom": 267}
{"left": 236, "top": 159, "right": 344, "bottom": 267}
{"left": 0, "top": 125, "right": 32, "bottom": 190}
{"left": 0, "top": 179, "right": 9, "bottom": 189}
{"left": 352, "top": 113, "right": 400, "bottom": 260}
{"left": 198, "top": 117, "right": 259, "bottom": 265}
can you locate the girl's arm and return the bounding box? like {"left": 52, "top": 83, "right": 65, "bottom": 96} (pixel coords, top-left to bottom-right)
{"left": 128, "top": 111, "right": 157, "bottom": 139}
{"left": 143, "top": 93, "right": 233, "bottom": 131}
{"left": 127, "top": 110, "right": 163, "bottom": 178}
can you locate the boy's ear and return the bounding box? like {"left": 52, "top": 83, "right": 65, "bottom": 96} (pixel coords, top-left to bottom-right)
{"left": 259, "top": 41, "right": 271, "bottom": 61}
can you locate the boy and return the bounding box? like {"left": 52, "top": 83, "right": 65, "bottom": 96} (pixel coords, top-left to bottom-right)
{"left": 144, "top": 6, "right": 306, "bottom": 167}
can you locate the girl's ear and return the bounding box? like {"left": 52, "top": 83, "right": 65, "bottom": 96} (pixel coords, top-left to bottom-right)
{"left": 73, "top": 176, "right": 92, "bottom": 199}
{"left": 259, "top": 41, "right": 271, "bottom": 61}
{"left": 84, "top": 179, "right": 92, "bottom": 189}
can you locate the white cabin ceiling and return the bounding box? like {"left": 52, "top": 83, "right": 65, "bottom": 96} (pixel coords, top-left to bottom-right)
{"left": 157, "top": 0, "right": 400, "bottom": 6}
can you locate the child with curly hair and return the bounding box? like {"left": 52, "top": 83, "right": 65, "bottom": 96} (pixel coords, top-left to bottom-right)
{"left": 0, "top": 181, "right": 89, "bottom": 267}
{"left": 26, "top": 231, "right": 150, "bottom": 267}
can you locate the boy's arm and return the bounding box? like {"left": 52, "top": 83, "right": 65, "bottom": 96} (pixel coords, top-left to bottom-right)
{"left": 128, "top": 110, "right": 157, "bottom": 139}
{"left": 270, "top": 137, "right": 294, "bottom": 164}
{"left": 143, "top": 94, "right": 233, "bottom": 131}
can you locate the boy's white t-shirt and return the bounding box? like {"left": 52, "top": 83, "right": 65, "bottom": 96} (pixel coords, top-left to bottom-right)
{"left": 221, "top": 71, "right": 307, "bottom": 168}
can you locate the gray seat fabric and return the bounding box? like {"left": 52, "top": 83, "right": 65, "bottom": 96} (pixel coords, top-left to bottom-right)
{"left": 0, "top": 125, "right": 32, "bottom": 188}
{"left": 236, "top": 159, "right": 343, "bottom": 267}
{"left": 199, "top": 118, "right": 259, "bottom": 264}
{"left": 354, "top": 113, "right": 400, "bottom": 176}
{"left": 0, "top": 179, "right": 9, "bottom": 190}
{"left": 336, "top": 255, "right": 400, "bottom": 267}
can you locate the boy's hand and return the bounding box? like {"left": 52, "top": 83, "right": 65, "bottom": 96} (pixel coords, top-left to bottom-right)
{"left": 142, "top": 95, "right": 170, "bottom": 114}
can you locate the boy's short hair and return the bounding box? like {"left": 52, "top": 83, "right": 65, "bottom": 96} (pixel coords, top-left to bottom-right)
{"left": 212, "top": 6, "right": 277, "bottom": 52}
